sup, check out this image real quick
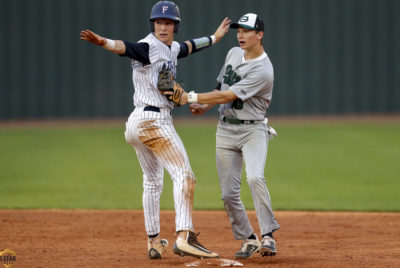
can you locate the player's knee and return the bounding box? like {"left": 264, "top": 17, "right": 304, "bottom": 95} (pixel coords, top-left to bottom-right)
{"left": 221, "top": 191, "right": 240, "bottom": 204}
{"left": 182, "top": 172, "right": 196, "bottom": 194}
{"left": 186, "top": 170, "right": 195, "bottom": 180}
{"left": 143, "top": 176, "right": 163, "bottom": 190}
{"left": 246, "top": 176, "right": 264, "bottom": 187}
{"left": 183, "top": 170, "right": 195, "bottom": 181}
{"left": 185, "top": 176, "right": 196, "bottom": 190}
{"left": 143, "top": 183, "right": 163, "bottom": 193}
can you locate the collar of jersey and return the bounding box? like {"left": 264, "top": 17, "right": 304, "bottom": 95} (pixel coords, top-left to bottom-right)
{"left": 151, "top": 33, "right": 174, "bottom": 49}
{"left": 241, "top": 51, "right": 267, "bottom": 63}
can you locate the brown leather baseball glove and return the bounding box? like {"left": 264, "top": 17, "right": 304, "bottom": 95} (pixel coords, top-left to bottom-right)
{"left": 157, "top": 66, "right": 184, "bottom": 106}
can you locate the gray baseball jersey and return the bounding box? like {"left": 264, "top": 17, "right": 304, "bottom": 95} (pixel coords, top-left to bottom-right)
{"left": 217, "top": 47, "right": 274, "bottom": 121}
{"left": 215, "top": 47, "right": 280, "bottom": 240}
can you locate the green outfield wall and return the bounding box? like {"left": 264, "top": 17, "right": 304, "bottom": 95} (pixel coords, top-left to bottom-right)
{"left": 1, "top": 0, "right": 399, "bottom": 119}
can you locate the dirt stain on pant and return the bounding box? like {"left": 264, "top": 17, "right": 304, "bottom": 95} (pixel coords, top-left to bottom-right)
{"left": 183, "top": 175, "right": 196, "bottom": 210}
{"left": 138, "top": 120, "right": 188, "bottom": 176}
{"left": 138, "top": 121, "right": 176, "bottom": 160}
{"left": 139, "top": 120, "right": 196, "bottom": 211}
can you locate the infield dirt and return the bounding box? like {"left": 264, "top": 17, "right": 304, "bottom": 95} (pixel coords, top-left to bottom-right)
{"left": 0, "top": 210, "right": 399, "bottom": 267}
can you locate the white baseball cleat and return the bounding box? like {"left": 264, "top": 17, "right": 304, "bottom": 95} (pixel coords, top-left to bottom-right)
{"left": 173, "top": 231, "right": 219, "bottom": 259}
{"left": 260, "top": 236, "right": 277, "bottom": 256}
{"left": 234, "top": 237, "right": 261, "bottom": 259}
{"left": 148, "top": 235, "right": 168, "bottom": 259}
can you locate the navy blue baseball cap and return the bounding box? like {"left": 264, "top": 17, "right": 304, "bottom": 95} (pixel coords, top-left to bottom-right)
{"left": 230, "top": 13, "right": 264, "bottom": 31}
{"left": 150, "top": 1, "right": 180, "bottom": 22}
{"left": 149, "top": 1, "right": 181, "bottom": 33}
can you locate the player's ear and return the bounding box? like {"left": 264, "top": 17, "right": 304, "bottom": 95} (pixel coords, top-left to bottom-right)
{"left": 257, "top": 31, "right": 264, "bottom": 40}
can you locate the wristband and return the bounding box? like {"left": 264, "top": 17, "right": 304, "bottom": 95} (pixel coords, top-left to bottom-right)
{"left": 188, "top": 91, "right": 198, "bottom": 103}
{"left": 210, "top": 35, "right": 216, "bottom": 45}
{"left": 103, "top": 38, "right": 115, "bottom": 50}
{"left": 189, "top": 36, "right": 213, "bottom": 53}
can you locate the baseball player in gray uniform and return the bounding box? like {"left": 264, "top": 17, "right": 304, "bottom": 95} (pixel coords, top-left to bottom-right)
{"left": 80, "top": 1, "right": 230, "bottom": 260}
{"left": 176, "top": 13, "right": 280, "bottom": 259}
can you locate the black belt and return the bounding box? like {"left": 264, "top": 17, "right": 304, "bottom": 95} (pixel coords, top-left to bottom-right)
{"left": 143, "top": 106, "right": 172, "bottom": 115}
{"left": 222, "top": 116, "right": 255, "bottom": 125}
{"left": 144, "top": 106, "right": 160, "bottom": 112}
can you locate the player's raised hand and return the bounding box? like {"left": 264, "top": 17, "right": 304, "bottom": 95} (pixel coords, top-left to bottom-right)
{"left": 213, "top": 17, "right": 231, "bottom": 43}
{"left": 80, "top": 30, "right": 106, "bottom": 46}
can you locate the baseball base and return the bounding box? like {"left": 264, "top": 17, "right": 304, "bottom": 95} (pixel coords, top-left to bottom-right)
{"left": 185, "top": 258, "right": 243, "bottom": 267}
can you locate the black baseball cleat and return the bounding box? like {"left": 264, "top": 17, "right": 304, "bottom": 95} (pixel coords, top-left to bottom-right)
{"left": 260, "top": 236, "right": 277, "bottom": 257}
{"left": 173, "top": 231, "right": 219, "bottom": 259}
{"left": 234, "top": 237, "right": 261, "bottom": 259}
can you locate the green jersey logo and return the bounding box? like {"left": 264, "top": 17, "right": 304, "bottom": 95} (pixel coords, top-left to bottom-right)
{"left": 223, "top": 64, "right": 241, "bottom": 86}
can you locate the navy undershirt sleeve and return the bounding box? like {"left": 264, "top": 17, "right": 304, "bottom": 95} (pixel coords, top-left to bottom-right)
{"left": 120, "top": 41, "right": 150, "bottom": 65}
{"left": 178, "top": 42, "right": 189, "bottom": 59}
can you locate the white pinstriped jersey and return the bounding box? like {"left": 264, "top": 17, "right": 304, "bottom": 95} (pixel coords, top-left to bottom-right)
{"left": 130, "top": 33, "right": 180, "bottom": 109}
{"left": 124, "top": 33, "right": 195, "bottom": 235}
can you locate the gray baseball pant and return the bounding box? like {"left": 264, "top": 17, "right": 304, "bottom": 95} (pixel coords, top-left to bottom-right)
{"left": 216, "top": 121, "right": 280, "bottom": 240}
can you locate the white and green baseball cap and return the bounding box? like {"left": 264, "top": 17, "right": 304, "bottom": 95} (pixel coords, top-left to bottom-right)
{"left": 230, "top": 13, "right": 264, "bottom": 31}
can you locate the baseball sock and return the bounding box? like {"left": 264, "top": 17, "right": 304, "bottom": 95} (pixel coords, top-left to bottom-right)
{"left": 248, "top": 233, "right": 257, "bottom": 240}
{"left": 148, "top": 233, "right": 158, "bottom": 239}
{"left": 262, "top": 232, "right": 273, "bottom": 239}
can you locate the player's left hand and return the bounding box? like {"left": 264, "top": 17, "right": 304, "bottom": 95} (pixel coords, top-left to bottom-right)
{"left": 189, "top": 103, "right": 209, "bottom": 115}
{"left": 80, "top": 29, "right": 106, "bottom": 46}
{"left": 213, "top": 17, "right": 231, "bottom": 43}
{"left": 162, "top": 90, "right": 188, "bottom": 106}
{"left": 158, "top": 66, "right": 186, "bottom": 106}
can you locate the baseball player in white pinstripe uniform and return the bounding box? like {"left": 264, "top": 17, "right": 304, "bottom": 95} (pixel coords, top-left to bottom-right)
{"left": 175, "top": 13, "right": 280, "bottom": 259}
{"left": 80, "top": 0, "right": 230, "bottom": 260}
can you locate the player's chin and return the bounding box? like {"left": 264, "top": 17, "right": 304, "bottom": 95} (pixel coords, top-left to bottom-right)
{"left": 157, "top": 33, "right": 169, "bottom": 38}
{"left": 159, "top": 36, "right": 172, "bottom": 44}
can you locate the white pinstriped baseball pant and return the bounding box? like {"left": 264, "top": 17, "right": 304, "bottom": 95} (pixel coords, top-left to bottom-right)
{"left": 125, "top": 106, "right": 195, "bottom": 235}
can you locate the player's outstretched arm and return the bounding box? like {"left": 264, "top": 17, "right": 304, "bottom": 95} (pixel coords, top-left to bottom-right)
{"left": 80, "top": 29, "right": 126, "bottom": 54}
{"left": 180, "top": 89, "right": 237, "bottom": 106}
{"left": 189, "top": 90, "right": 219, "bottom": 115}
{"left": 184, "top": 17, "right": 231, "bottom": 55}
